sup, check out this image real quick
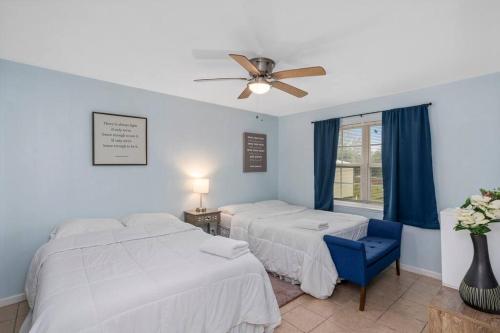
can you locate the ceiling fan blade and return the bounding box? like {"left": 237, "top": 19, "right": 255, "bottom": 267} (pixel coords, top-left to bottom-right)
{"left": 229, "top": 54, "right": 261, "bottom": 76}
{"left": 238, "top": 86, "right": 252, "bottom": 99}
{"left": 272, "top": 66, "right": 326, "bottom": 80}
{"left": 271, "top": 81, "right": 308, "bottom": 98}
{"left": 194, "top": 78, "right": 248, "bottom": 82}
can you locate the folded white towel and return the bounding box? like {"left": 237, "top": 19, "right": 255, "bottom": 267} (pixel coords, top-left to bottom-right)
{"left": 200, "top": 236, "right": 250, "bottom": 259}
{"left": 294, "top": 219, "right": 329, "bottom": 231}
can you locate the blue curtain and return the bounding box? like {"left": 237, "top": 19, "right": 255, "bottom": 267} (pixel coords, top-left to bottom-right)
{"left": 314, "top": 118, "right": 340, "bottom": 211}
{"left": 382, "top": 104, "right": 439, "bottom": 229}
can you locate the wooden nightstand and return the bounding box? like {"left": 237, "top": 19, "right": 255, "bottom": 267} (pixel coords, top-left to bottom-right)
{"left": 184, "top": 209, "right": 221, "bottom": 235}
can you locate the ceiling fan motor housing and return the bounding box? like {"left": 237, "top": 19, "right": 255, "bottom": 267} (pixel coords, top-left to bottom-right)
{"left": 250, "top": 57, "right": 275, "bottom": 77}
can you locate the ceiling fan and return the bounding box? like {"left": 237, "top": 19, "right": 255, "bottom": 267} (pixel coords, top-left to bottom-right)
{"left": 194, "top": 54, "right": 326, "bottom": 99}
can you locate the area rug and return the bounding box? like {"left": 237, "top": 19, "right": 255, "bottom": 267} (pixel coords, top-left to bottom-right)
{"left": 268, "top": 273, "right": 304, "bottom": 307}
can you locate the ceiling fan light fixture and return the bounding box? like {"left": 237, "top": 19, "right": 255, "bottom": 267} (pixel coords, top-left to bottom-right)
{"left": 194, "top": 54, "right": 325, "bottom": 99}
{"left": 248, "top": 78, "right": 271, "bottom": 94}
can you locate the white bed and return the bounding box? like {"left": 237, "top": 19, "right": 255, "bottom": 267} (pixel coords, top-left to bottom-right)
{"left": 220, "top": 212, "right": 234, "bottom": 237}
{"left": 23, "top": 218, "right": 280, "bottom": 333}
{"left": 220, "top": 201, "right": 369, "bottom": 299}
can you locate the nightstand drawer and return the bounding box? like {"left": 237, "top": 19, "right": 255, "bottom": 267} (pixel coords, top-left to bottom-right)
{"left": 190, "top": 214, "right": 218, "bottom": 223}
{"left": 203, "top": 214, "right": 219, "bottom": 222}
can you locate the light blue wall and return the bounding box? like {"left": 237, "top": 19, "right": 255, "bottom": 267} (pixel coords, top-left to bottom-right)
{"left": 0, "top": 59, "right": 279, "bottom": 298}
{"left": 2, "top": 58, "right": 500, "bottom": 299}
{"left": 278, "top": 73, "right": 500, "bottom": 275}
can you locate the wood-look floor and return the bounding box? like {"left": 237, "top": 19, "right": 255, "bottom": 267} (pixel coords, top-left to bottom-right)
{"left": 0, "top": 300, "right": 28, "bottom": 333}
{"left": 0, "top": 268, "right": 440, "bottom": 333}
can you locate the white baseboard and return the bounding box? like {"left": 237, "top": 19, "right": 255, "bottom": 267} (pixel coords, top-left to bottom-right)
{"left": 0, "top": 293, "right": 26, "bottom": 307}
{"left": 400, "top": 263, "right": 442, "bottom": 281}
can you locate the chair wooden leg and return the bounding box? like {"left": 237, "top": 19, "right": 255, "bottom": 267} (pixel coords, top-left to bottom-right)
{"left": 396, "top": 259, "right": 400, "bottom": 276}
{"left": 359, "top": 287, "right": 366, "bottom": 311}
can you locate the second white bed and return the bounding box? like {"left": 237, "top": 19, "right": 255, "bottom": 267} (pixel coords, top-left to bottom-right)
{"left": 222, "top": 202, "right": 369, "bottom": 299}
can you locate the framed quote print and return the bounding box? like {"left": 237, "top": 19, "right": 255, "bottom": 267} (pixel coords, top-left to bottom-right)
{"left": 243, "top": 132, "right": 267, "bottom": 172}
{"left": 92, "top": 112, "right": 147, "bottom": 165}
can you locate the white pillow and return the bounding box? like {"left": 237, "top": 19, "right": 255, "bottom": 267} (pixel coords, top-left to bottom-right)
{"left": 254, "top": 200, "right": 288, "bottom": 207}
{"left": 219, "top": 203, "right": 255, "bottom": 215}
{"left": 121, "top": 213, "right": 180, "bottom": 227}
{"left": 51, "top": 218, "right": 123, "bottom": 239}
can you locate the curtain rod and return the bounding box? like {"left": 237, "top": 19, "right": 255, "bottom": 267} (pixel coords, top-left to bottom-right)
{"left": 310, "top": 103, "right": 432, "bottom": 124}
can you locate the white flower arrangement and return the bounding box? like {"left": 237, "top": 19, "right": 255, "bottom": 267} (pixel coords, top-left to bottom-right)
{"left": 455, "top": 188, "right": 500, "bottom": 235}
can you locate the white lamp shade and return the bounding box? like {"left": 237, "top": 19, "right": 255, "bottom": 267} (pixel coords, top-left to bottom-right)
{"left": 193, "top": 178, "right": 209, "bottom": 194}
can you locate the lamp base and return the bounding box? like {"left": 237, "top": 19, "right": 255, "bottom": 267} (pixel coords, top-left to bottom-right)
{"left": 196, "top": 193, "right": 206, "bottom": 212}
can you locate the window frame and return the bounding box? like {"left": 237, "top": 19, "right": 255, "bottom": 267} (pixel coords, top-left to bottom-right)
{"left": 334, "top": 120, "right": 383, "bottom": 206}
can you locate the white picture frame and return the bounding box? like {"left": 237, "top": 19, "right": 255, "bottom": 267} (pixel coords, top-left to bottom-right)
{"left": 92, "top": 112, "right": 147, "bottom": 165}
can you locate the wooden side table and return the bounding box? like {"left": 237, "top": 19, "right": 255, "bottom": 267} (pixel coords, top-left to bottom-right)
{"left": 184, "top": 209, "right": 221, "bottom": 235}
{"left": 428, "top": 287, "right": 500, "bottom": 332}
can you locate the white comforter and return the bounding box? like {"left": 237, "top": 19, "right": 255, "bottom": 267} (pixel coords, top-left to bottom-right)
{"left": 230, "top": 205, "right": 368, "bottom": 299}
{"left": 25, "top": 221, "right": 280, "bottom": 333}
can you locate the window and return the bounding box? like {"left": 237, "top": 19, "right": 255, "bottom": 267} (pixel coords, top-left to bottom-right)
{"left": 334, "top": 122, "right": 383, "bottom": 204}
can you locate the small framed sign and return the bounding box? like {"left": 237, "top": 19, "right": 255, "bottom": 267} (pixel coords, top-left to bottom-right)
{"left": 92, "top": 112, "right": 147, "bottom": 165}
{"left": 243, "top": 132, "right": 267, "bottom": 172}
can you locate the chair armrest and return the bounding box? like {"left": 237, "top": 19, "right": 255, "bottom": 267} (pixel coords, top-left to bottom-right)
{"left": 367, "top": 219, "right": 403, "bottom": 243}
{"left": 323, "top": 235, "right": 367, "bottom": 285}
{"left": 323, "top": 235, "right": 364, "bottom": 251}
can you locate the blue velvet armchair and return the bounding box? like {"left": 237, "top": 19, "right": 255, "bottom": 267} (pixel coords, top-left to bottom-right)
{"left": 323, "top": 219, "right": 403, "bottom": 311}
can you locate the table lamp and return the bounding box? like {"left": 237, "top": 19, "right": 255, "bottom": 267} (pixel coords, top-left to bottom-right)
{"left": 193, "top": 178, "right": 209, "bottom": 212}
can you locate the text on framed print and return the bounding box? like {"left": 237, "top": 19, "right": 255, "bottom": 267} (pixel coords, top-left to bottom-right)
{"left": 92, "top": 112, "right": 147, "bottom": 165}
{"left": 243, "top": 132, "right": 267, "bottom": 172}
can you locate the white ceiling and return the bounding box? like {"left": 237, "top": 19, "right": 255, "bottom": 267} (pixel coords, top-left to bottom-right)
{"left": 1, "top": 0, "right": 500, "bottom": 116}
